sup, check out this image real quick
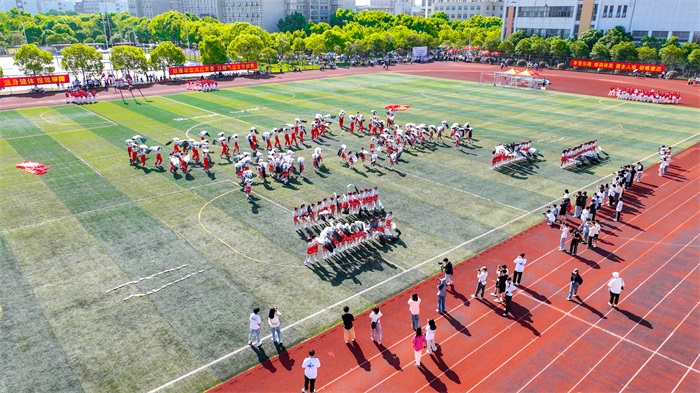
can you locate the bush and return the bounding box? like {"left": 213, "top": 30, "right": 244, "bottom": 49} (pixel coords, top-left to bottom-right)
{"left": 666, "top": 70, "right": 679, "bottom": 79}
{"left": 472, "top": 56, "right": 481, "bottom": 63}
{"left": 557, "top": 62, "right": 566, "bottom": 70}
{"left": 517, "top": 59, "right": 527, "bottom": 67}
{"left": 506, "top": 58, "right": 515, "bottom": 65}
{"left": 613, "top": 69, "right": 621, "bottom": 74}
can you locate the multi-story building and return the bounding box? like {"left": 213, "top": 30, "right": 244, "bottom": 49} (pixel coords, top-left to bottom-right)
{"left": 5, "top": 0, "right": 77, "bottom": 13}
{"left": 74, "top": 0, "right": 128, "bottom": 14}
{"left": 501, "top": 0, "right": 700, "bottom": 43}
{"left": 429, "top": 0, "right": 504, "bottom": 20}
{"left": 221, "top": 0, "right": 286, "bottom": 33}
{"left": 127, "top": 0, "right": 173, "bottom": 18}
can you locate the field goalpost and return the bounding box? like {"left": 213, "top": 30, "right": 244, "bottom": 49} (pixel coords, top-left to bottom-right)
{"left": 478, "top": 71, "right": 495, "bottom": 85}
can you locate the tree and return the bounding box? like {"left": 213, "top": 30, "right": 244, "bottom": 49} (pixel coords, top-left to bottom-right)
{"left": 277, "top": 12, "right": 306, "bottom": 33}
{"left": 662, "top": 36, "right": 679, "bottom": 48}
{"left": 109, "top": 45, "right": 147, "bottom": 74}
{"left": 640, "top": 36, "right": 661, "bottom": 51}
{"left": 61, "top": 43, "right": 103, "bottom": 80}
{"left": 228, "top": 33, "right": 264, "bottom": 62}
{"left": 497, "top": 40, "right": 515, "bottom": 54}
{"left": 330, "top": 8, "right": 355, "bottom": 28}
{"left": 659, "top": 45, "right": 685, "bottom": 67}
{"left": 590, "top": 43, "right": 610, "bottom": 60}
{"left": 610, "top": 41, "right": 637, "bottom": 61}
{"left": 13, "top": 44, "right": 55, "bottom": 76}
{"left": 548, "top": 37, "right": 570, "bottom": 58}
{"left": 578, "top": 28, "right": 603, "bottom": 49}
{"left": 150, "top": 41, "right": 185, "bottom": 74}
{"left": 598, "top": 26, "right": 631, "bottom": 48}
{"left": 304, "top": 33, "right": 326, "bottom": 56}
{"left": 322, "top": 28, "right": 345, "bottom": 52}
{"left": 569, "top": 40, "right": 589, "bottom": 58}
{"left": 432, "top": 12, "right": 449, "bottom": 20}
{"left": 273, "top": 32, "right": 290, "bottom": 54}
{"left": 636, "top": 46, "right": 657, "bottom": 63}
{"left": 529, "top": 36, "right": 549, "bottom": 56}
{"left": 483, "top": 35, "right": 500, "bottom": 52}
{"left": 514, "top": 37, "right": 532, "bottom": 56}
{"left": 687, "top": 49, "right": 700, "bottom": 66}
{"left": 260, "top": 47, "right": 278, "bottom": 67}
{"left": 200, "top": 35, "right": 227, "bottom": 64}
{"left": 148, "top": 11, "right": 184, "bottom": 44}
{"left": 506, "top": 30, "right": 526, "bottom": 46}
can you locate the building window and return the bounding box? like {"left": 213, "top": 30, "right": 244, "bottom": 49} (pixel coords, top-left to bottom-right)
{"left": 476, "top": 5, "right": 480, "bottom": 10}
{"left": 592, "top": 4, "right": 598, "bottom": 20}
{"left": 573, "top": 25, "right": 579, "bottom": 37}
{"left": 651, "top": 31, "right": 668, "bottom": 39}
{"left": 615, "top": 5, "right": 621, "bottom": 17}
{"left": 621, "top": 5, "right": 627, "bottom": 17}
{"left": 452, "top": 6, "right": 456, "bottom": 10}
{"left": 518, "top": 6, "right": 573, "bottom": 18}
{"left": 457, "top": 5, "right": 462, "bottom": 10}
{"left": 672, "top": 31, "right": 690, "bottom": 42}
{"left": 631, "top": 31, "right": 648, "bottom": 41}
{"left": 576, "top": 4, "right": 582, "bottom": 21}
{"left": 693, "top": 32, "right": 700, "bottom": 43}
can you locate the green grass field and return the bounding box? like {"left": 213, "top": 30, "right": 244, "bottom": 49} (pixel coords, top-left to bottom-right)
{"left": 1, "top": 73, "right": 698, "bottom": 393}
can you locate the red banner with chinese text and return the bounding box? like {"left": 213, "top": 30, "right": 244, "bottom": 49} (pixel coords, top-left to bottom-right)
{"left": 569, "top": 59, "right": 665, "bottom": 73}
{"left": 168, "top": 62, "right": 258, "bottom": 75}
{"left": 0, "top": 74, "right": 70, "bottom": 88}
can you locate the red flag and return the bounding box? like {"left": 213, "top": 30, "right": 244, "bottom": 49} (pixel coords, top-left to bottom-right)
{"left": 16, "top": 161, "right": 50, "bottom": 175}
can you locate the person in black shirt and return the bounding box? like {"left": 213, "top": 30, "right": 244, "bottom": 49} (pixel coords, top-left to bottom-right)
{"left": 441, "top": 258, "right": 454, "bottom": 287}
{"left": 569, "top": 229, "right": 582, "bottom": 255}
{"left": 341, "top": 306, "right": 355, "bottom": 344}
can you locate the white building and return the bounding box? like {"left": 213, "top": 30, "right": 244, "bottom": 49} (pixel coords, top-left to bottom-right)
{"left": 127, "top": 0, "right": 173, "bottom": 18}
{"left": 221, "top": 0, "right": 286, "bottom": 33}
{"left": 5, "top": 0, "right": 75, "bottom": 13}
{"left": 74, "top": 0, "right": 128, "bottom": 14}
{"left": 430, "top": 0, "right": 504, "bottom": 20}
{"left": 501, "top": 0, "right": 700, "bottom": 43}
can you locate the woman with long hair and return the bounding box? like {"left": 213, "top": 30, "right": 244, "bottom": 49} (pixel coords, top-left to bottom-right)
{"left": 411, "top": 327, "right": 426, "bottom": 367}
{"left": 268, "top": 308, "right": 282, "bottom": 344}
{"left": 425, "top": 319, "right": 437, "bottom": 354}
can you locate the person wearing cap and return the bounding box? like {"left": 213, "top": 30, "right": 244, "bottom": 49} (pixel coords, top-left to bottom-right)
{"left": 502, "top": 277, "right": 516, "bottom": 316}
{"left": 567, "top": 269, "right": 583, "bottom": 300}
{"left": 608, "top": 272, "right": 625, "bottom": 307}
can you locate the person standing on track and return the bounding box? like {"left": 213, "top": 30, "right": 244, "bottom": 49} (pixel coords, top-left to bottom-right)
{"left": 513, "top": 253, "right": 527, "bottom": 285}
{"left": 268, "top": 308, "right": 282, "bottom": 344}
{"left": 411, "top": 327, "right": 427, "bottom": 367}
{"left": 342, "top": 306, "right": 356, "bottom": 344}
{"left": 369, "top": 307, "right": 383, "bottom": 345}
{"left": 471, "top": 267, "right": 488, "bottom": 299}
{"left": 248, "top": 307, "right": 262, "bottom": 347}
{"left": 408, "top": 293, "right": 421, "bottom": 329}
{"left": 567, "top": 269, "right": 583, "bottom": 300}
{"left": 436, "top": 278, "right": 447, "bottom": 313}
{"left": 502, "top": 277, "right": 516, "bottom": 317}
{"left": 614, "top": 198, "right": 624, "bottom": 222}
{"left": 441, "top": 258, "right": 454, "bottom": 287}
{"left": 608, "top": 272, "right": 625, "bottom": 307}
{"left": 560, "top": 224, "right": 570, "bottom": 251}
{"left": 569, "top": 229, "right": 582, "bottom": 256}
{"left": 635, "top": 162, "right": 644, "bottom": 183}
{"left": 301, "top": 349, "right": 320, "bottom": 393}
{"left": 425, "top": 319, "right": 438, "bottom": 354}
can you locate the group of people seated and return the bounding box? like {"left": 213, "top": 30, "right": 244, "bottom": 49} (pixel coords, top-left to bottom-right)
{"left": 185, "top": 79, "right": 219, "bottom": 92}
{"left": 608, "top": 86, "right": 681, "bottom": 104}
{"left": 560, "top": 140, "right": 604, "bottom": 168}
{"left": 491, "top": 141, "right": 540, "bottom": 169}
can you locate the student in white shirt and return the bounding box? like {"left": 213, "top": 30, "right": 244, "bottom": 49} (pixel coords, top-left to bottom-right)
{"left": 614, "top": 198, "right": 624, "bottom": 221}
{"left": 248, "top": 307, "right": 262, "bottom": 346}
{"left": 301, "top": 349, "right": 321, "bottom": 393}
{"left": 513, "top": 253, "right": 527, "bottom": 285}
{"left": 471, "top": 267, "right": 488, "bottom": 299}
{"left": 425, "top": 319, "right": 438, "bottom": 354}
{"left": 607, "top": 272, "right": 625, "bottom": 307}
{"left": 268, "top": 308, "right": 282, "bottom": 344}
{"left": 369, "top": 307, "right": 383, "bottom": 344}
{"left": 560, "top": 225, "right": 570, "bottom": 251}
{"left": 502, "top": 277, "right": 517, "bottom": 316}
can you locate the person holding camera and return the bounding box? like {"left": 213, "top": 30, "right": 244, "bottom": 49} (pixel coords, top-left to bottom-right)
{"left": 471, "top": 267, "right": 488, "bottom": 299}
{"left": 440, "top": 258, "right": 453, "bottom": 287}
{"left": 502, "top": 277, "right": 517, "bottom": 317}
{"left": 493, "top": 265, "right": 508, "bottom": 302}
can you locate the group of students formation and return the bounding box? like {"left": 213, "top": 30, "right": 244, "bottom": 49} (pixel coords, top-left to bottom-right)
{"left": 608, "top": 86, "right": 681, "bottom": 104}
{"left": 185, "top": 79, "right": 219, "bottom": 92}
{"left": 64, "top": 89, "right": 99, "bottom": 104}
{"left": 560, "top": 140, "right": 604, "bottom": 168}
{"left": 490, "top": 141, "right": 543, "bottom": 169}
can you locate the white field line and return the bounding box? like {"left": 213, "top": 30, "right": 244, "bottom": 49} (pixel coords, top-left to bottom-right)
{"left": 50, "top": 136, "right": 103, "bottom": 177}
{"left": 369, "top": 185, "right": 699, "bottom": 393}
{"left": 672, "top": 352, "right": 700, "bottom": 392}
{"left": 2, "top": 124, "right": 115, "bottom": 141}
{"left": 619, "top": 301, "right": 700, "bottom": 392}
{"left": 79, "top": 105, "right": 118, "bottom": 126}
{"left": 566, "top": 249, "right": 700, "bottom": 393}
{"left": 145, "top": 136, "right": 700, "bottom": 393}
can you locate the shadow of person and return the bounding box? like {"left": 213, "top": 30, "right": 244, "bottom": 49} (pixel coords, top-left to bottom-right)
{"left": 376, "top": 343, "right": 402, "bottom": 371}
{"left": 616, "top": 307, "right": 653, "bottom": 329}
{"left": 573, "top": 297, "right": 607, "bottom": 319}
{"left": 418, "top": 363, "right": 448, "bottom": 392}
{"left": 348, "top": 341, "right": 371, "bottom": 371}
{"left": 429, "top": 347, "right": 460, "bottom": 383}
{"left": 520, "top": 286, "right": 551, "bottom": 304}
{"left": 508, "top": 305, "right": 541, "bottom": 336}
{"left": 250, "top": 345, "right": 277, "bottom": 372}
{"left": 275, "top": 344, "right": 295, "bottom": 371}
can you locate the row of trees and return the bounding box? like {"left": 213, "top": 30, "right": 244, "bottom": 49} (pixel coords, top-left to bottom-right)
{"left": 12, "top": 41, "right": 185, "bottom": 79}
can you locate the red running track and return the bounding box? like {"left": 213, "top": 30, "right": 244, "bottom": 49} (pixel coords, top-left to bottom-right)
{"left": 211, "top": 144, "right": 700, "bottom": 393}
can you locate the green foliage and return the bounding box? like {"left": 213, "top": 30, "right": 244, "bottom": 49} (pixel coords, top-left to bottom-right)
{"left": 548, "top": 37, "right": 570, "bottom": 58}
{"left": 432, "top": 12, "right": 449, "bottom": 20}
{"left": 590, "top": 43, "right": 610, "bottom": 60}
{"left": 598, "top": 26, "right": 631, "bottom": 48}
{"left": 227, "top": 33, "right": 264, "bottom": 63}
{"left": 13, "top": 44, "right": 55, "bottom": 75}
{"left": 610, "top": 41, "right": 637, "bottom": 61}
{"left": 148, "top": 11, "right": 184, "bottom": 44}
{"left": 529, "top": 36, "right": 549, "bottom": 56}
{"left": 109, "top": 45, "right": 147, "bottom": 73}
{"left": 497, "top": 40, "right": 515, "bottom": 54}
{"left": 61, "top": 43, "right": 103, "bottom": 79}
{"left": 662, "top": 36, "right": 679, "bottom": 48}
{"left": 659, "top": 45, "right": 685, "bottom": 66}
{"left": 636, "top": 46, "right": 657, "bottom": 62}
{"left": 150, "top": 41, "right": 186, "bottom": 72}
{"left": 506, "top": 30, "right": 526, "bottom": 46}
{"left": 640, "top": 35, "right": 661, "bottom": 50}
{"left": 569, "top": 40, "right": 589, "bottom": 58}
{"left": 687, "top": 49, "right": 700, "bottom": 66}
{"left": 578, "top": 28, "right": 603, "bottom": 49}
{"left": 330, "top": 8, "right": 355, "bottom": 27}
{"left": 277, "top": 12, "right": 306, "bottom": 33}
{"left": 199, "top": 35, "right": 227, "bottom": 65}
{"left": 514, "top": 37, "right": 532, "bottom": 55}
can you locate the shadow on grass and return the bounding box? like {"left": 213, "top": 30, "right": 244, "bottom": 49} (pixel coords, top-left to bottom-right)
{"left": 250, "top": 345, "right": 277, "bottom": 372}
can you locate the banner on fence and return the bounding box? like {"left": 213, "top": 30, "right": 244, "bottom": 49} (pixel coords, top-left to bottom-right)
{"left": 569, "top": 59, "right": 665, "bottom": 73}
{"left": 168, "top": 62, "right": 258, "bottom": 75}
{"left": 0, "top": 74, "right": 69, "bottom": 88}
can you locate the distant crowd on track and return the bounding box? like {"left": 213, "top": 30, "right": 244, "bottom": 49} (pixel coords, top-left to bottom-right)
{"left": 241, "top": 144, "right": 673, "bottom": 393}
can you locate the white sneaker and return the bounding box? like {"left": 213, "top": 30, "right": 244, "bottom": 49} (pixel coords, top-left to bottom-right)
{"left": 608, "top": 302, "right": 612, "bottom": 306}
{"left": 470, "top": 294, "right": 476, "bottom": 298}
{"left": 248, "top": 340, "right": 252, "bottom": 345}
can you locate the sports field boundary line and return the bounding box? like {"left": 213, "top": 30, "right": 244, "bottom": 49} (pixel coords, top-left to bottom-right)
{"left": 565, "top": 243, "right": 700, "bottom": 392}
{"left": 79, "top": 105, "right": 119, "bottom": 126}
{"left": 619, "top": 301, "right": 700, "bottom": 392}
{"left": 146, "top": 141, "right": 699, "bottom": 393}
{"left": 672, "top": 352, "right": 700, "bottom": 392}
{"left": 364, "top": 183, "right": 699, "bottom": 393}
{"left": 1, "top": 124, "right": 116, "bottom": 141}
